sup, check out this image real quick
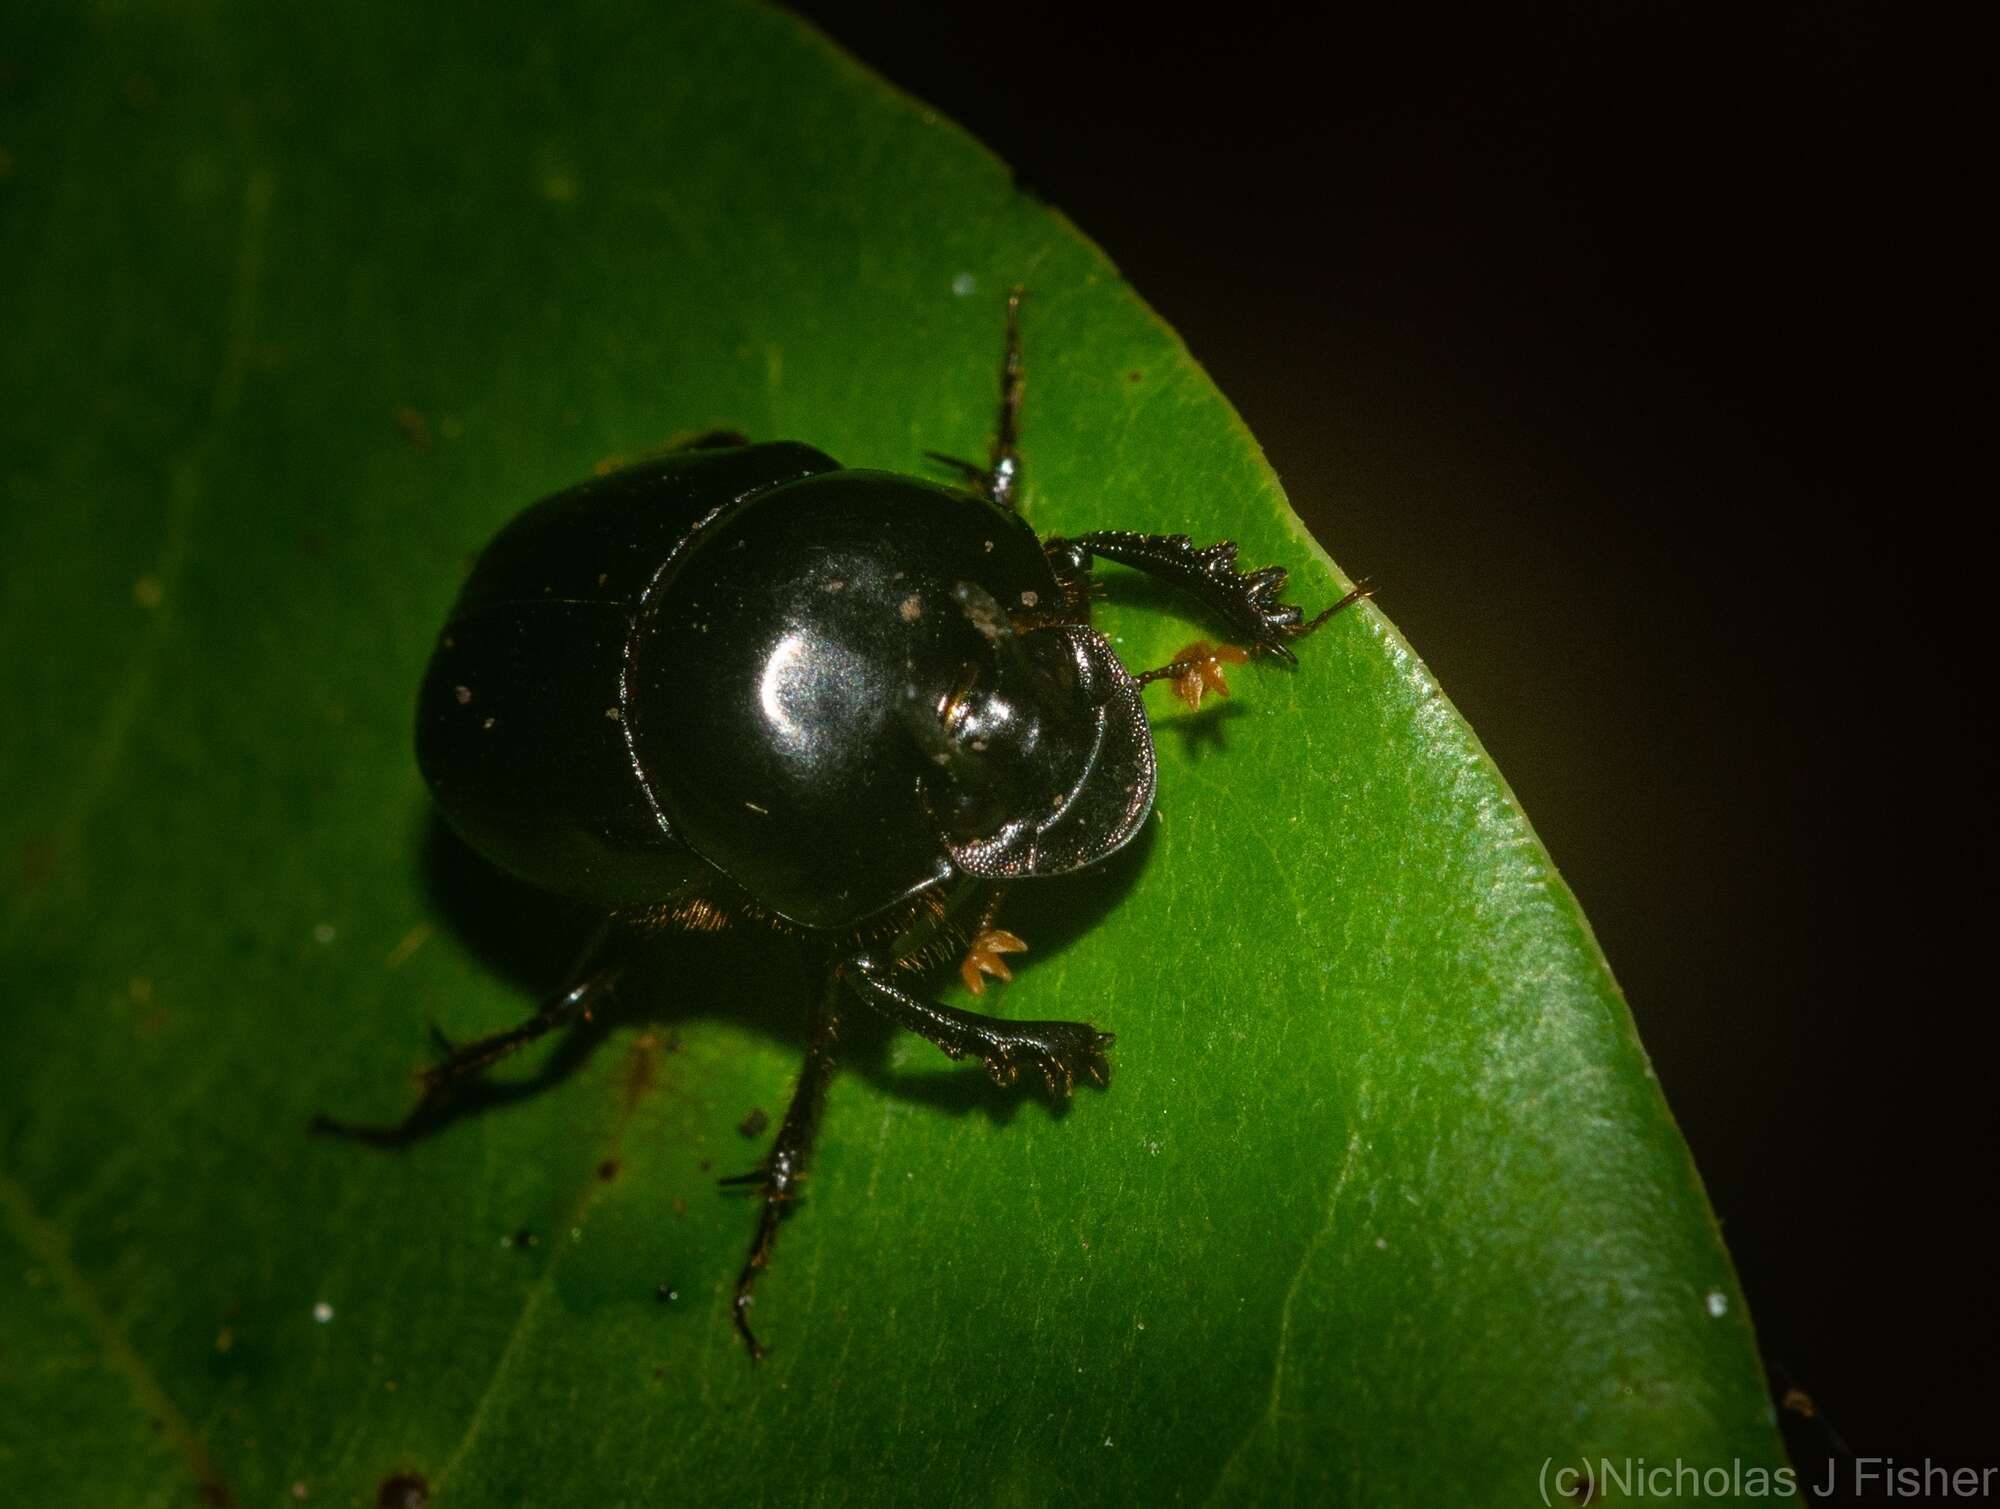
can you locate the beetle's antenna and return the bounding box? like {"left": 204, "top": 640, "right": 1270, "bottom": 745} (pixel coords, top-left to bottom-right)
{"left": 1135, "top": 642, "right": 1250, "bottom": 712}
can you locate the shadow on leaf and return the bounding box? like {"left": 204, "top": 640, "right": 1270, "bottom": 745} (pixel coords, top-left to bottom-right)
{"left": 334, "top": 810, "right": 1156, "bottom": 1142}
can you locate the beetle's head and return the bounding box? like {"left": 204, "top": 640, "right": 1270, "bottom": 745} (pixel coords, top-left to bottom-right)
{"left": 906, "top": 583, "right": 1156, "bottom": 879}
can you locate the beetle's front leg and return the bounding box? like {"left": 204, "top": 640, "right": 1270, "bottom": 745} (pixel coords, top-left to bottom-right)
{"left": 1047, "top": 531, "right": 1369, "bottom": 664}
{"left": 721, "top": 969, "right": 843, "bottom": 1361}
{"left": 840, "top": 956, "right": 1113, "bottom": 1097}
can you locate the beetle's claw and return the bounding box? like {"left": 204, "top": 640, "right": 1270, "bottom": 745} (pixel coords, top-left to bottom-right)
{"left": 977, "top": 1021, "right": 1113, "bottom": 1100}
{"left": 1082, "top": 1032, "right": 1115, "bottom": 1090}
{"left": 1247, "top": 579, "right": 1374, "bottom": 663}
{"left": 1274, "top": 581, "right": 1374, "bottom": 656}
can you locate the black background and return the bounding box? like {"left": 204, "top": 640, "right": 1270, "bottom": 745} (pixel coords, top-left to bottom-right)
{"left": 795, "top": 0, "right": 1984, "bottom": 1473}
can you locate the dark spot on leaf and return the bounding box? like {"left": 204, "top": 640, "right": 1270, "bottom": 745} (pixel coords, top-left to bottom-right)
{"left": 597, "top": 1157, "right": 620, "bottom": 1181}
{"left": 377, "top": 1471, "right": 430, "bottom": 1508}
{"left": 1127, "top": 370, "right": 1143, "bottom": 382}
{"left": 197, "top": 1480, "right": 235, "bottom": 1507}
{"left": 655, "top": 1283, "right": 680, "bottom": 1304}
{"left": 622, "top": 1032, "right": 661, "bottom": 1108}
{"left": 738, "top": 1107, "right": 770, "bottom": 1138}
{"left": 512, "top": 1228, "right": 539, "bottom": 1249}
{"left": 391, "top": 405, "right": 433, "bottom": 451}
{"left": 15, "top": 832, "right": 57, "bottom": 890}
{"left": 1569, "top": 1466, "right": 1594, "bottom": 1505}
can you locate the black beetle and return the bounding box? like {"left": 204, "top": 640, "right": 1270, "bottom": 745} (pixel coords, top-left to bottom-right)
{"left": 315, "top": 293, "right": 1368, "bottom": 1357}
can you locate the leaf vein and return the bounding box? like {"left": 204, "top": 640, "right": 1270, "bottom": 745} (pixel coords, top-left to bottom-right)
{"left": 0, "top": 1166, "right": 235, "bottom": 1504}
{"left": 1202, "top": 1124, "right": 1365, "bottom": 1506}
{"left": 433, "top": 1032, "right": 661, "bottom": 1494}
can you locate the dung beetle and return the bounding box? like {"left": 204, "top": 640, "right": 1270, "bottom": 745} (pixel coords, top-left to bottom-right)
{"left": 315, "top": 292, "right": 1369, "bottom": 1357}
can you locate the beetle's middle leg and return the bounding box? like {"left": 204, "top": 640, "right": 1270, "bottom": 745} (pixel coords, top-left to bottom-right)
{"left": 721, "top": 967, "right": 842, "bottom": 1361}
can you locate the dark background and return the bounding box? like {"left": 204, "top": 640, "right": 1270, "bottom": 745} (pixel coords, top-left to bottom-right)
{"left": 796, "top": 0, "right": 1982, "bottom": 1473}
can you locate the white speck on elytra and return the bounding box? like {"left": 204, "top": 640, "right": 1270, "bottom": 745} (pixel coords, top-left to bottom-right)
{"left": 951, "top": 272, "right": 977, "bottom": 297}
{"left": 311, "top": 1301, "right": 334, "bottom": 1323}
{"left": 1375, "top": 1236, "right": 1388, "bottom": 1250}
{"left": 604, "top": 706, "right": 620, "bottom": 721}
{"left": 899, "top": 594, "right": 923, "bottom": 622}
{"left": 1706, "top": 1289, "right": 1728, "bottom": 1317}
{"left": 1020, "top": 590, "right": 1039, "bottom": 608}
{"left": 454, "top": 685, "right": 472, "bottom": 704}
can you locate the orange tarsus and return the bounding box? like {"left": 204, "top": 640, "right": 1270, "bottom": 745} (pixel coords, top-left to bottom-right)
{"left": 1168, "top": 641, "right": 1250, "bottom": 711}
{"left": 959, "top": 927, "right": 1029, "bottom": 995}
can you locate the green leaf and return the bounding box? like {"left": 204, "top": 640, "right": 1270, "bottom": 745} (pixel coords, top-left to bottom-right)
{"left": 0, "top": 4, "right": 1789, "bottom": 1505}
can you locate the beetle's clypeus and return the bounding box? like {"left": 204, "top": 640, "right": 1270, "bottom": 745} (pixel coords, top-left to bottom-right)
{"left": 314, "top": 292, "right": 1369, "bottom": 1357}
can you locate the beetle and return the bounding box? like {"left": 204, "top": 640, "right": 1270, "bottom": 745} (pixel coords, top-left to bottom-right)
{"left": 314, "top": 292, "right": 1369, "bottom": 1357}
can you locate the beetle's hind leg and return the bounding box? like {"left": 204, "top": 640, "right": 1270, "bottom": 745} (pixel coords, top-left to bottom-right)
{"left": 310, "top": 929, "right": 618, "bottom": 1147}
{"left": 924, "top": 286, "right": 1027, "bottom": 510}
{"left": 841, "top": 956, "right": 1113, "bottom": 1098}
{"left": 721, "top": 967, "right": 843, "bottom": 1360}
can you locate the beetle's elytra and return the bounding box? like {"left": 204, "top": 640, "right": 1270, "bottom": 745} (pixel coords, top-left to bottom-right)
{"left": 315, "top": 293, "right": 1369, "bottom": 1357}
